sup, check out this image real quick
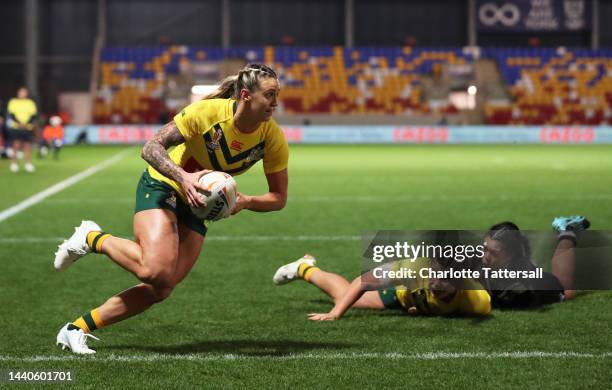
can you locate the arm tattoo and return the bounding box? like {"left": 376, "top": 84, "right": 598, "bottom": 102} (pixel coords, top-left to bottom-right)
{"left": 141, "top": 121, "right": 186, "bottom": 182}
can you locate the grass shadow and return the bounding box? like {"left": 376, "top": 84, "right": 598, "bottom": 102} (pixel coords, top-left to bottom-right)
{"left": 495, "top": 290, "right": 594, "bottom": 313}
{"left": 309, "top": 300, "right": 495, "bottom": 324}
{"left": 106, "top": 339, "right": 357, "bottom": 356}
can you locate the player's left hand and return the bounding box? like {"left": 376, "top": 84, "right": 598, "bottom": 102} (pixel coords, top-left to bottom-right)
{"left": 307, "top": 312, "right": 339, "bottom": 321}
{"left": 230, "top": 192, "right": 252, "bottom": 215}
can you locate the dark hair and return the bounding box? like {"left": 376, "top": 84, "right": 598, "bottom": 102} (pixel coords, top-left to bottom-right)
{"left": 486, "top": 221, "right": 534, "bottom": 270}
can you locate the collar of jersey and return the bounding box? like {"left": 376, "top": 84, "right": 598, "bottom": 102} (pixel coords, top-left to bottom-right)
{"left": 226, "top": 99, "right": 264, "bottom": 138}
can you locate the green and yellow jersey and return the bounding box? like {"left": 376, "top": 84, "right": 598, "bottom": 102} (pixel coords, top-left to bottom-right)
{"left": 148, "top": 98, "right": 288, "bottom": 199}
{"left": 390, "top": 258, "right": 491, "bottom": 316}
{"left": 6, "top": 98, "right": 37, "bottom": 130}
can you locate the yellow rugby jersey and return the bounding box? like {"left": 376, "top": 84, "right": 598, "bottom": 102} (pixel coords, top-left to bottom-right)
{"left": 7, "top": 98, "right": 37, "bottom": 130}
{"left": 148, "top": 98, "right": 288, "bottom": 197}
{"left": 391, "top": 258, "right": 491, "bottom": 316}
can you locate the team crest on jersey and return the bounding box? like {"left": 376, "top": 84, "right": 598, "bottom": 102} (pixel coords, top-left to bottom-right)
{"left": 246, "top": 145, "right": 265, "bottom": 163}
{"left": 206, "top": 128, "right": 224, "bottom": 152}
{"left": 165, "top": 192, "right": 177, "bottom": 209}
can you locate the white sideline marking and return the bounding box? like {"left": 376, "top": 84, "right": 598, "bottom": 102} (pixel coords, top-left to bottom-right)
{"left": 0, "top": 235, "right": 361, "bottom": 244}
{"left": 0, "top": 351, "right": 610, "bottom": 362}
{"left": 0, "top": 149, "right": 133, "bottom": 224}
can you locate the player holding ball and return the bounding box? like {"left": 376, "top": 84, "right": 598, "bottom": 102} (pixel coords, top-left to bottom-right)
{"left": 53, "top": 64, "right": 288, "bottom": 354}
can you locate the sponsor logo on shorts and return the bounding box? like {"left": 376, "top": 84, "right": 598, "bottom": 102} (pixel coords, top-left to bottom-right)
{"left": 165, "top": 193, "right": 177, "bottom": 209}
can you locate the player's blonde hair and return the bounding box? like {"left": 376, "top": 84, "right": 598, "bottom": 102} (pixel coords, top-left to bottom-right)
{"left": 204, "top": 63, "right": 278, "bottom": 100}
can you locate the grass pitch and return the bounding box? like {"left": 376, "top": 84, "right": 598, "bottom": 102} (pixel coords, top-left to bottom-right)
{"left": 0, "top": 144, "right": 611, "bottom": 388}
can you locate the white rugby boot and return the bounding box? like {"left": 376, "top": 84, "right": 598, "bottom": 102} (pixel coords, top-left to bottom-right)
{"left": 54, "top": 220, "right": 102, "bottom": 271}
{"left": 56, "top": 323, "right": 99, "bottom": 354}
{"left": 273, "top": 254, "right": 317, "bottom": 285}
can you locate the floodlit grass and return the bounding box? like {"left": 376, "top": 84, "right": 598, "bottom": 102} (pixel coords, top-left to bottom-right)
{"left": 0, "top": 145, "right": 611, "bottom": 388}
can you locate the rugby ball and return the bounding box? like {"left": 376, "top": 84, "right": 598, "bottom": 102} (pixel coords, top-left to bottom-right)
{"left": 191, "top": 171, "right": 238, "bottom": 221}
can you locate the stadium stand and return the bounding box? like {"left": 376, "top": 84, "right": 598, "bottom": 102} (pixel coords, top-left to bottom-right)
{"left": 485, "top": 48, "right": 612, "bottom": 125}
{"left": 95, "top": 45, "right": 612, "bottom": 125}
{"left": 94, "top": 46, "right": 473, "bottom": 123}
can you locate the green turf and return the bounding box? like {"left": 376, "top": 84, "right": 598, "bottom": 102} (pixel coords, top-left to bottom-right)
{"left": 0, "top": 145, "right": 611, "bottom": 388}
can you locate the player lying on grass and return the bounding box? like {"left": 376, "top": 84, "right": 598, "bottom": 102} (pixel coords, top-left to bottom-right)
{"left": 273, "top": 254, "right": 491, "bottom": 320}
{"left": 480, "top": 215, "right": 590, "bottom": 309}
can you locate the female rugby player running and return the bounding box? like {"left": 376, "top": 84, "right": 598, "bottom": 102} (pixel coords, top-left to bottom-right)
{"left": 53, "top": 64, "right": 288, "bottom": 354}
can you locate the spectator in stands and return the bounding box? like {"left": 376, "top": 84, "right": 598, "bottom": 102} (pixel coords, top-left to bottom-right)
{"left": 39, "top": 115, "right": 64, "bottom": 160}
{"left": 6, "top": 87, "right": 38, "bottom": 172}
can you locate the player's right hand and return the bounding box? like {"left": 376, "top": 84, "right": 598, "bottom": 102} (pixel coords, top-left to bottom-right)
{"left": 307, "top": 312, "right": 339, "bottom": 321}
{"left": 179, "top": 169, "right": 213, "bottom": 208}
